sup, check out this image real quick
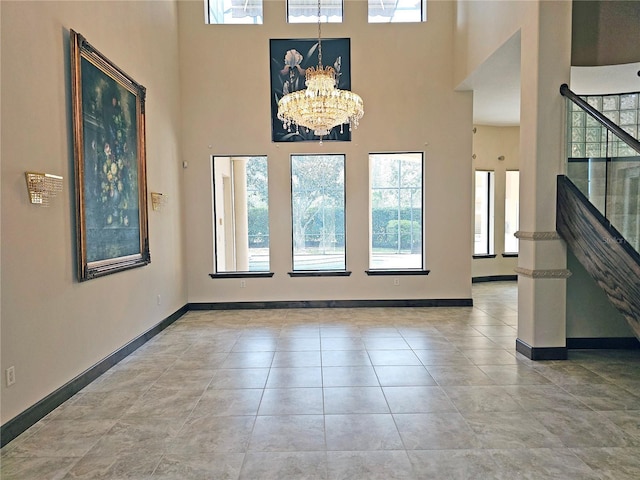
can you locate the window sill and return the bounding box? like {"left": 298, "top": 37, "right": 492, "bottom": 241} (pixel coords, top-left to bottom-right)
{"left": 472, "top": 254, "right": 497, "bottom": 259}
{"left": 288, "top": 271, "right": 352, "bottom": 277}
{"left": 209, "top": 272, "right": 274, "bottom": 279}
{"left": 502, "top": 253, "right": 519, "bottom": 258}
{"left": 365, "top": 269, "right": 430, "bottom": 276}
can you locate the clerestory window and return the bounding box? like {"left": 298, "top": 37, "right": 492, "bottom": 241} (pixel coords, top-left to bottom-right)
{"left": 205, "top": 0, "right": 263, "bottom": 25}
{"left": 368, "top": 0, "right": 427, "bottom": 23}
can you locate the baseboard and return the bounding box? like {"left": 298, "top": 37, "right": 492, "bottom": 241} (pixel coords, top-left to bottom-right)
{"left": 516, "top": 338, "right": 568, "bottom": 360}
{"left": 567, "top": 337, "right": 640, "bottom": 349}
{"left": 0, "top": 305, "right": 188, "bottom": 448}
{"left": 472, "top": 275, "right": 517, "bottom": 283}
{"left": 188, "top": 298, "right": 474, "bottom": 310}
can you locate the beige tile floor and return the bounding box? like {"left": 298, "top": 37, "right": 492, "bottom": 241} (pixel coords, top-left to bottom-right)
{"left": 2, "top": 282, "right": 640, "bottom": 479}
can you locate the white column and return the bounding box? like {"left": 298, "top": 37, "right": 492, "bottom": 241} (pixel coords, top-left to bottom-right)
{"left": 232, "top": 157, "right": 250, "bottom": 271}
{"left": 516, "top": 1, "right": 573, "bottom": 360}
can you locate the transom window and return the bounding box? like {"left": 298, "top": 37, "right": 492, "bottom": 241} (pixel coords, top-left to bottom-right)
{"left": 368, "top": 0, "right": 426, "bottom": 23}
{"left": 291, "top": 155, "right": 346, "bottom": 271}
{"left": 206, "top": 0, "right": 263, "bottom": 25}
{"left": 369, "top": 153, "right": 424, "bottom": 270}
{"left": 288, "top": 0, "right": 343, "bottom": 23}
{"left": 212, "top": 156, "right": 270, "bottom": 272}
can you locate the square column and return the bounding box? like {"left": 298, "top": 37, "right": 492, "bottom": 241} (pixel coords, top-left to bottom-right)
{"left": 516, "top": 1, "right": 573, "bottom": 360}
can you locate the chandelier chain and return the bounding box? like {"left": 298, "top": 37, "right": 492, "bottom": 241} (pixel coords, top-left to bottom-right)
{"left": 275, "top": 0, "right": 364, "bottom": 140}
{"left": 317, "top": 0, "right": 323, "bottom": 69}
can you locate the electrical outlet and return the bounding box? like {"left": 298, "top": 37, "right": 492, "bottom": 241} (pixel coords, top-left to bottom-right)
{"left": 240, "top": 279, "right": 247, "bottom": 288}
{"left": 6, "top": 366, "right": 16, "bottom": 387}
{"left": 157, "top": 294, "right": 161, "bottom": 306}
{"left": 393, "top": 278, "right": 400, "bottom": 286}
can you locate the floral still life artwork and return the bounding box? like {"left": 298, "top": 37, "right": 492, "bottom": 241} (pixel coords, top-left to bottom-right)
{"left": 70, "top": 30, "right": 150, "bottom": 281}
{"left": 269, "top": 38, "right": 352, "bottom": 142}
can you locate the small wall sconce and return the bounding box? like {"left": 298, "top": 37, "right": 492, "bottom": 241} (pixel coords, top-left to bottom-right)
{"left": 150, "top": 192, "right": 167, "bottom": 211}
{"left": 498, "top": 156, "right": 505, "bottom": 161}
{"left": 25, "top": 172, "right": 63, "bottom": 207}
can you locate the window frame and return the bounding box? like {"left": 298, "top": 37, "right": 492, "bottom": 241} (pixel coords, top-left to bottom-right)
{"left": 473, "top": 170, "right": 495, "bottom": 258}
{"left": 366, "top": 152, "right": 428, "bottom": 274}
{"left": 289, "top": 153, "right": 349, "bottom": 275}
{"left": 286, "top": 0, "right": 344, "bottom": 24}
{"left": 367, "top": 0, "right": 427, "bottom": 24}
{"left": 205, "top": 0, "right": 264, "bottom": 25}
{"left": 210, "top": 155, "right": 273, "bottom": 278}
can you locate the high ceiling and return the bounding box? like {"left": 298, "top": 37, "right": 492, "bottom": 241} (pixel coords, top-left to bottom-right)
{"left": 459, "top": 32, "right": 522, "bottom": 127}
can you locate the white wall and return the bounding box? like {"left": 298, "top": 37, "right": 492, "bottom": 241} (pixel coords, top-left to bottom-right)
{"left": 179, "top": 0, "right": 474, "bottom": 303}
{"left": 0, "top": 1, "right": 186, "bottom": 424}
{"left": 471, "top": 125, "right": 520, "bottom": 278}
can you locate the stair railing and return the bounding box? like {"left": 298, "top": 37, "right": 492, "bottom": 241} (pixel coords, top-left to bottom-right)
{"left": 560, "top": 84, "right": 640, "bottom": 253}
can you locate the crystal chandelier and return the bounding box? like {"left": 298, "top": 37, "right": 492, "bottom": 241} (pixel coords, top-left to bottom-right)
{"left": 277, "top": 0, "right": 364, "bottom": 142}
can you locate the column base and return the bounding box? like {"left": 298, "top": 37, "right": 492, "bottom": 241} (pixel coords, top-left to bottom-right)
{"left": 516, "top": 338, "right": 568, "bottom": 360}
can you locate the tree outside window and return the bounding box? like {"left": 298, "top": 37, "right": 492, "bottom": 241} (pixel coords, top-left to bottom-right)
{"left": 291, "top": 155, "right": 345, "bottom": 271}
{"left": 369, "top": 153, "right": 423, "bottom": 270}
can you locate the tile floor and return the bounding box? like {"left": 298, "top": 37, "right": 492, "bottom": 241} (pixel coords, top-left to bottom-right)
{"left": 2, "top": 282, "right": 640, "bottom": 479}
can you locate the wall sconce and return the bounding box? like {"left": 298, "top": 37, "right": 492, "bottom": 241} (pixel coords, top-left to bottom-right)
{"left": 498, "top": 156, "right": 505, "bottom": 161}
{"left": 25, "top": 172, "right": 63, "bottom": 207}
{"left": 150, "top": 192, "right": 167, "bottom": 211}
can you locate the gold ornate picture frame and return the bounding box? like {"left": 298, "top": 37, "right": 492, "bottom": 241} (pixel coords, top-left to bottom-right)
{"left": 70, "top": 30, "right": 150, "bottom": 281}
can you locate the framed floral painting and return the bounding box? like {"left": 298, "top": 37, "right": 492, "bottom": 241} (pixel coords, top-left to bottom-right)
{"left": 70, "top": 30, "right": 150, "bottom": 281}
{"left": 269, "top": 38, "right": 352, "bottom": 142}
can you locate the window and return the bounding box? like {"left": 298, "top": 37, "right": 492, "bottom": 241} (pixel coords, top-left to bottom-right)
{"left": 368, "top": 0, "right": 426, "bottom": 23}
{"left": 206, "top": 0, "right": 263, "bottom": 24}
{"left": 504, "top": 170, "right": 519, "bottom": 254}
{"left": 212, "top": 156, "right": 269, "bottom": 272}
{"left": 288, "top": 0, "right": 343, "bottom": 23}
{"left": 291, "top": 155, "right": 345, "bottom": 271}
{"left": 474, "top": 170, "right": 495, "bottom": 256}
{"left": 369, "top": 153, "right": 423, "bottom": 270}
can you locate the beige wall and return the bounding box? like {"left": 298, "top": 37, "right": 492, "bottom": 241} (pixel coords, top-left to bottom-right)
{"left": 179, "top": 0, "right": 474, "bottom": 303}
{"left": 453, "top": 0, "right": 531, "bottom": 90}
{"left": 471, "top": 125, "right": 520, "bottom": 278}
{"left": 0, "top": 1, "right": 186, "bottom": 423}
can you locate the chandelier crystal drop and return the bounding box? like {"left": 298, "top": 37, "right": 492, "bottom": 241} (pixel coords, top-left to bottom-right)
{"left": 277, "top": 0, "right": 364, "bottom": 141}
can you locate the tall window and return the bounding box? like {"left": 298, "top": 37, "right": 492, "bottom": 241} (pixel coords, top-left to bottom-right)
{"left": 288, "top": 0, "right": 343, "bottom": 23}
{"left": 212, "top": 156, "right": 269, "bottom": 272}
{"left": 369, "top": 153, "right": 423, "bottom": 270}
{"left": 474, "top": 170, "right": 495, "bottom": 256}
{"left": 206, "top": 0, "right": 263, "bottom": 24}
{"left": 291, "top": 155, "right": 345, "bottom": 271}
{"left": 368, "top": 0, "right": 426, "bottom": 23}
{"left": 504, "top": 170, "right": 520, "bottom": 254}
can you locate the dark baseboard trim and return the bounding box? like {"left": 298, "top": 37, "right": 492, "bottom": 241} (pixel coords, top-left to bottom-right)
{"left": 365, "top": 269, "right": 431, "bottom": 276}
{"left": 567, "top": 337, "right": 640, "bottom": 349}
{"left": 0, "top": 305, "right": 188, "bottom": 448}
{"left": 288, "top": 271, "right": 352, "bottom": 277}
{"left": 188, "top": 298, "right": 473, "bottom": 310}
{"left": 516, "top": 338, "right": 568, "bottom": 360}
{"left": 209, "top": 272, "right": 274, "bottom": 279}
{"left": 472, "top": 275, "right": 518, "bottom": 283}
